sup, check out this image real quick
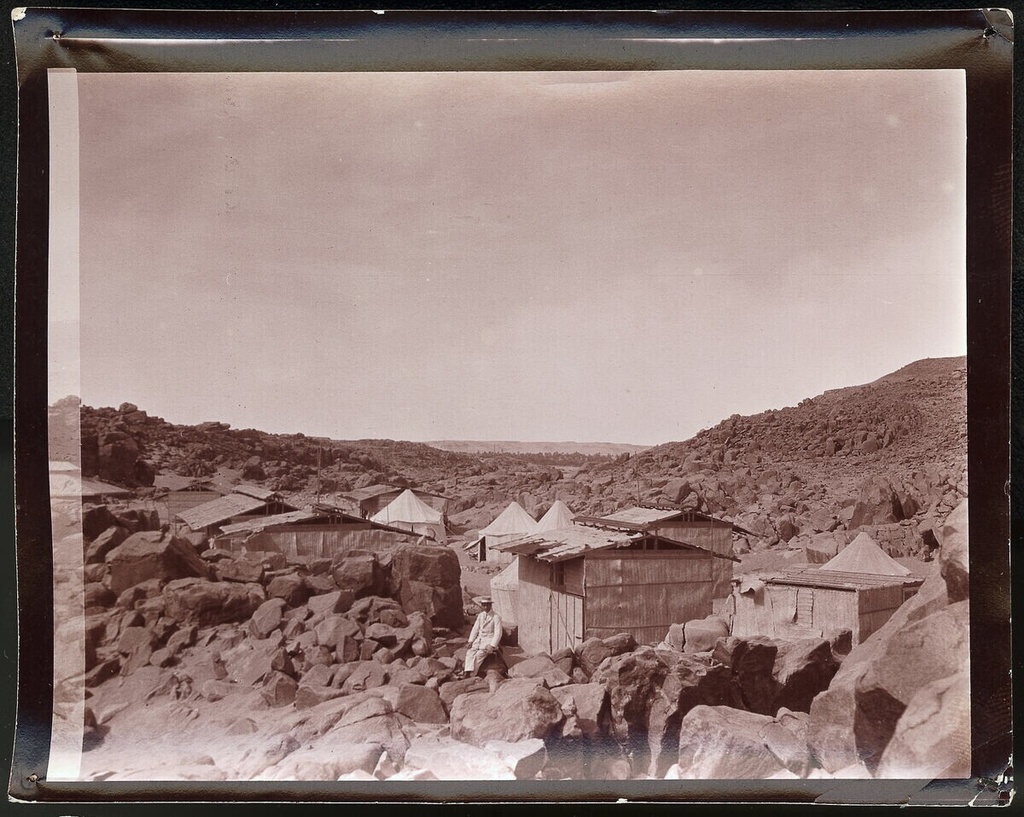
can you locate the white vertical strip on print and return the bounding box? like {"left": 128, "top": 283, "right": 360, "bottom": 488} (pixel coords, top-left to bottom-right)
{"left": 46, "top": 67, "right": 85, "bottom": 782}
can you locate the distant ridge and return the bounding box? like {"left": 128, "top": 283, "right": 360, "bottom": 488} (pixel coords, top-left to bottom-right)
{"left": 426, "top": 440, "right": 650, "bottom": 457}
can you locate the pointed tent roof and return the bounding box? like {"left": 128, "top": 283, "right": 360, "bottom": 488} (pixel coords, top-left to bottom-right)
{"left": 479, "top": 501, "right": 538, "bottom": 537}
{"left": 371, "top": 488, "right": 442, "bottom": 525}
{"left": 536, "top": 500, "right": 576, "bottom": 532}
{"left": 822, "top": 532, "right": 911, "bottom": 577}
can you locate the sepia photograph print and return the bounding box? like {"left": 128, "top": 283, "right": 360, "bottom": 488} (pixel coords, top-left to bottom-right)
{"left": 9, "top": 8, "right": 1012, "bottom": 806}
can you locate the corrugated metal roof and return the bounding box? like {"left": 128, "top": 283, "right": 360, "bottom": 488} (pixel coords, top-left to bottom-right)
{"left": 218, "top": 504, "right": 421, "bottom": 539}
{"left": 493, "top": 525, "right": 639, "bottom": 561}
{"left": 592, "top": 505, "right": 754, "bottom": 537}
{"left": 599, "top": 506, "right": 685, "bottom": 525}
{"left": 176, "top": 493, "right": 268, "bottom": 530}
{"left": 233, "top": 484, "right": 278, "bottom": 501}
{"left": 769, "top": 567, "right": 923, "bottom": 591}
{"left": 492, "top": 524, "right": 732, "bottom": 564}
{"left": 219, "top": 509, "right": 320, "bottom": 535}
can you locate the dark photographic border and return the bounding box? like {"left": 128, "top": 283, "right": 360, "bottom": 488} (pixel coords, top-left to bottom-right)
{"left": 8, "top": 7, "right": 1013, "bottom": 805}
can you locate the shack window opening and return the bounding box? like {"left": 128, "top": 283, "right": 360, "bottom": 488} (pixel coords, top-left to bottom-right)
{"left": 551, "top": 562, "right": 566, "bottom": 589}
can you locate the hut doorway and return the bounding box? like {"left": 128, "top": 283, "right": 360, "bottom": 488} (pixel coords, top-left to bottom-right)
{"left": 549, "top": 591, "right": 584, "bottom": 653}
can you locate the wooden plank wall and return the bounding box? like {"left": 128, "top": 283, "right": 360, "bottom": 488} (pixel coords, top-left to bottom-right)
{"left": 517, "top": 556, "right": 555, "bottom": 654}
{"left": 806, "top": 586, "right": 857, "bottom": 641}
{"left": 585, "top": 551, "right": 712, "bottom": 646}
{"left": 220, "top": 526, "right": 417, "bottom": 560}
{"left": 856, "top": 584, "right": 906, "bottom": 643}
{"left": 659, "top": 520, "right": 734, "bottom": 597}
{"left": 731, "top": 582, "right": 905, "bottom": 646}
{"left": 562, "top": 558, "right": 585, "bottom": 595}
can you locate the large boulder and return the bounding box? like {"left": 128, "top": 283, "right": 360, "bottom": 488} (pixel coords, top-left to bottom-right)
{"left": 589, "top": 646, "right": 667, "bottom": 755}
{"left": 331, "top": 553, "right": 386, "bottom": 599}
{"left": 676, "top": 705, "right": 791, "bottom": 779}
{"left": 389, "top": 544, "right": 464, "bottom": 629}
{"left": 550, "top": 683, "right": 609, "bottom": 740}
{"left": 267, "top": 573, "right": 310, "bottom": 607}
{"left": 771, "top": 638, "right": 838, "bottom": 713}
{"left": 314, "top": 615, "right": 362, "bottom": 653}
{"left": 806, "top": 574, "right": 958, "bottom": 773}
{"left": 347, "top": 595, "right": 408, "bottom": 628}
{"left": 803, "top": 531, "right": 847, "bottom": 565}
{"left": 97, "top": 432, "right": 141, "bottom": 485}
{"left": 82, "top": 506, "right": 117, "bottom": 541}
{"left": 484, "top": 739, "right": 547, "bottom": 780}
{"left": 215, "top": 558, "right": 265, "bottom": 584}
{"left": 712, "top": 636, "right": 779, "bottom": 715}
{"left": 85, "top": 525, "right": 129, "bottom": 564}
{"left": 306, "top": 590, "right": 356, "bottom": 619}
{"left": 105, "top": 531, "right": 210, "bottom": 595}
{"left": 875, "top": 671, "right": 970, "bottom": 779}
{"left": 438, "top": 677, "right": 489, "bottom": 710}
{"left": 683, "top": 616, "right": 729, "bottom": 653}
{"left": 249, "top": 598, "right": 286, "bottom": 639}
{"left": 508, "top": 655, "right": 572, "bottom": 688}
{"left": 852, "top": 600, "right": 969, "bottom": 772}
{"left": 394, "top": 684, "right": 447, "bottom": 724}
{"left": 576, "top": 637, "right": 613, "bottom": 677}
{"left": 260, "top": 671, "right": 298, "bottom": 707}
{"left": 849, "top": 476, "right": 905, "bottom": 529}
{"left": 450, "top": 679, "right": 564, "bottom": 746}
{"left": 162, "top": 577, "right": 265, "bottom": 627}
{"left": 402, "top": 736, "right": 516, "bottom": 780}
{"left": 256, "top": 743, "right": 382, "bottom": 781}
{"left": 326, "top": 713, "right": 412, "bottom": 767}
{"left": 938, "top": 500, "right": 968, "bottom": 603}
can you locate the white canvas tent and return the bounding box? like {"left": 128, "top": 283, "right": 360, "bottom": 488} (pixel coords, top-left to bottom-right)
{"left": 822, "top": 531, "right": 911, "bottom": 577}
{"left": 490, "top": 560, "right": 519, "bottom": 627}
{"left": 478, "top": 501, "right": 538, "bottom": 563}
{"left": 536, "top": 500, "right": 575, "bottom": 531}
{"left": 371, "top": 488, "right": 447, "bottom": 543}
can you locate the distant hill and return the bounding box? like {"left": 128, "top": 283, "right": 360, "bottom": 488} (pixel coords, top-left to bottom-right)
{"left": 426, "top": 440, "right": 649, "bottom": 457}
{"left": 59, "top": 355, "right": 966, "bottom": 558}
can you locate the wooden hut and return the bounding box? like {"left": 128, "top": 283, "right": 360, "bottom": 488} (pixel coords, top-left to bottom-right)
{"left": 212, "top": 504, "right": 423, "bottom": 559}
{"left": 583, "top": 506, "right": 746, "bottom": 598}
{"left": 727, "top": 533, "right": 923, "bottom": 645}
{"left": 489, "top": 501, "right": 577, "bottom": 624}
{"left": 175, "top": 484, "right": 297, "bottom": 539}
{"left": 492, "top": 523, "right": 737, "bottom": 654}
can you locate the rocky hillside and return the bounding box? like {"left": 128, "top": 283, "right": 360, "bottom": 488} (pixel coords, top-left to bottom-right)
{"left": 427, "top": 440, "right": 649, "bottom": 457}
{"left": 58, "top": 355, "right": 966, "bottom": 558}
{"left": 556, "top": 356, "right": 967, "bottom": 560}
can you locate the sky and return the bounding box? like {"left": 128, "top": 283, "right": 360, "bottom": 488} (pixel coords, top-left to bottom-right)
{"left": 63, "top": 70, "right": 966, "bottom": 445}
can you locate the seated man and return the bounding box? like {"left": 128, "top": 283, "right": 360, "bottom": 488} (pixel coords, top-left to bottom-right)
{"left": 463, "top": 596, "right": 502, "bottom": 678}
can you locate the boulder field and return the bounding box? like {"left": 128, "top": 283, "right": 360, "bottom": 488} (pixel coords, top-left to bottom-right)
{"left": 74, "top": 501, "right": 968, "bottom": 781}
